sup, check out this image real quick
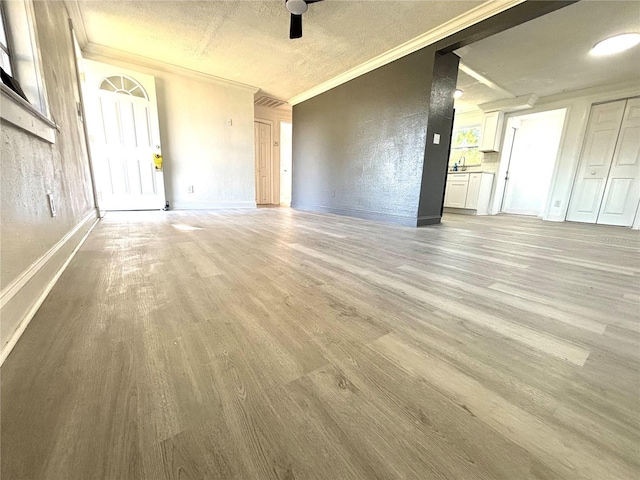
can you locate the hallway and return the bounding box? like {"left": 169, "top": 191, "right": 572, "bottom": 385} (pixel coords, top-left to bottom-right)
{"left": 2, "top": 210, "right": 639, "bottom": 479}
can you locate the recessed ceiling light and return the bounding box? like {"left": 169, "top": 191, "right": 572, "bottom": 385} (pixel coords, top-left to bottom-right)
{"left": 453, "top": 89, "right": 464, "bottom": 99}
{"left": 591, "top": 33, "right": 640, "bottom": 56}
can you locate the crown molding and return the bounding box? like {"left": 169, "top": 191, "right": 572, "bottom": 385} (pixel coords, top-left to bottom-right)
{"left": 288, "top": 0, "right": 525, "bottom": 106}
{"left": 82, "top": 43, "right": 260, "bottom": 94}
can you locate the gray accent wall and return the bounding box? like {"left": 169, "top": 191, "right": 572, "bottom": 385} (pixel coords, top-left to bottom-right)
{"left": 292, "top": 47, "right": 459, "bottom": 226}
{"left": 292, "top": 48, "right": 443, "bottom": 226}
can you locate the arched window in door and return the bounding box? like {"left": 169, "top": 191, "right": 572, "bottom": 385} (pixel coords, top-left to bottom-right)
{"left": 99, "top": 75, "right": 148, "bottom": 99}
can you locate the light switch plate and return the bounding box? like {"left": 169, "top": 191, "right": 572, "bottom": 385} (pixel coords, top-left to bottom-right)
{"left": 433, "top": 133, "right": 441, "bottom": 144}
{"left": 47, "top": 192, "right": 56, "bottom": 217}
{"left": 226, "top": 118, "right": 232, "bottom": 126}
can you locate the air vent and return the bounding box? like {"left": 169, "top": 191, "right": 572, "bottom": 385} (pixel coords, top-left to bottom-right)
{"left": 255, "top": 96, "right": 287, "bottom": 108}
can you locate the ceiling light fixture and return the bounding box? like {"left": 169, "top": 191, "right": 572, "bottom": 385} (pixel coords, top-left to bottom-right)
{"left": 453, "top": 89, "right": 464, "bottom": 99}
{"left": 286, "top": 0, "right": 308, "bottom": 15}
{"left": 590, "top": 33, "right": 640, "bottom": 56}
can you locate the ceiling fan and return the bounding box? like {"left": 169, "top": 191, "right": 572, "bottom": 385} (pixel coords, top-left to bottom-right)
{"left": 286, "top": 0, "right": 323, "bottom": 39}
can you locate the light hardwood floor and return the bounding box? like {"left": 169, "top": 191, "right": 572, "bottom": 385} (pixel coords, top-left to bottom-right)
{"left": 2, "top": 209, "right": 639, "bottom": 479}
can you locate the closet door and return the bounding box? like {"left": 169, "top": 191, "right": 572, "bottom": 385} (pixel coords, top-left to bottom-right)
{"left": 566, "top": 100, "right": 626, "bottom": 223}
{"left": 597, "top": 98, "right": 640, "bottom": 226}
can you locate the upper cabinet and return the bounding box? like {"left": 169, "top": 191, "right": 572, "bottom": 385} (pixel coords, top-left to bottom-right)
{"left": 480, "top": 111, "right": 505, "bottom": 153}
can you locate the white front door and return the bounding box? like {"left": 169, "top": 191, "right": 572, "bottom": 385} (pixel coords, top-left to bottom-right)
{"left": 254, "top": 121, "right": 273, "bottom": 205}
{"left": 567, "top": 100, "right": 627, "bottom": 223}
{"left": 502, "top": 109, "right": 566, "bottom": 216}
{"left": 596, "top": 98, "right": 640, "bottom": 226}
{"left": 83, "top": 60, "right": 165, "bottom": 211}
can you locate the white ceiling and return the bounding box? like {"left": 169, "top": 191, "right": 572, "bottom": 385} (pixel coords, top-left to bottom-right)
{"left": 76, "top": 0, "right": 485, "bottom": 101}
{"left": 454, "top": 1, "right": 640, "bottom": 112}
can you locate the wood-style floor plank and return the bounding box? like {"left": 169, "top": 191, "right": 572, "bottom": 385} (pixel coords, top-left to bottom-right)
{"left": 2, "top": 209, "right": 639, "bottom": 479}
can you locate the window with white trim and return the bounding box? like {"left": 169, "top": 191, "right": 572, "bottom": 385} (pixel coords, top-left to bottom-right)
{"left": 0, "top": 2, "right": 13, "bottom": 75}
{"left": 0, "top": 0, "right": 50, "bottom": 116}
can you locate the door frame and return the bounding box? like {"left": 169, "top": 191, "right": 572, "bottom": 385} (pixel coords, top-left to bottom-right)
{"left": 279, "top": 120, "right": 293, "bottom": 207}
{"left": 82, "top": 59, "right": 166, "bottom": 211}
{"left": 499, "top": 108, "right": 567, "bottom": 217}
{"left": 68, "top": 21, "right": 101, "bottom": 217}
{"left": 254, "top": 118, "right": 275, "bottom": 205}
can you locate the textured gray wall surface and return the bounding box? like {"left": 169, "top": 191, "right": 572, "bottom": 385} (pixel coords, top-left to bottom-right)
{"left": 292, "top": 49, "right": 437, "bottom": 225}
{"left": 418, "top": 52, "right": 460, "bottom": 225}
{"left": 1, "top": 0, "right": 94, "bottom": 288}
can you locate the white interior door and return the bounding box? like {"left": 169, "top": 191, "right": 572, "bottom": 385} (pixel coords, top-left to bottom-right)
{"left": 83, "top": 60, "right": 165, "bottom": 211}
{"left": 254, "top": 121, "right": 273, "bottom": 205}
{"left": 502, "top": 109, "right": 566, "bottom": 216}
{"left": 280, "top": 121, "right": 292, "bottom": 206}
{"left": 567, "top": 100, "right": 626, "bottom": 223}
{"left": 596, "top": 98, "right": 640, "bottom": 226}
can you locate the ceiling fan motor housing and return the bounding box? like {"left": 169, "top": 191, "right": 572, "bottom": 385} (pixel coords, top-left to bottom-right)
{"left": 286, "top": 0, "right": 308, "bottom": 15}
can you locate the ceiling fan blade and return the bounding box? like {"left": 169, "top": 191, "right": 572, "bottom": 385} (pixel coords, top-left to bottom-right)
{"left": 290, "top": 13, "right": 302, "bottom": 39}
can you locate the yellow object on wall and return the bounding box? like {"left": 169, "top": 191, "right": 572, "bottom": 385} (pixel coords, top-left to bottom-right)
{"left": 153, "top": 154, "right": 163, "bottom": 170}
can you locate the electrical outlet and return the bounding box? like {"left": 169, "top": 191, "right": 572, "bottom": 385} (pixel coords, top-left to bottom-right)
{"left": 188, "top": 185, "right": 194, "bottom": 193}
{"left": 47, "top": 191, "right": 57, "bottom": 217}
{"left": 226, "top": 118, "right": 232, "bottom": 127}
{"left": 554, "top": 200, "right": 561, "bottom": 208}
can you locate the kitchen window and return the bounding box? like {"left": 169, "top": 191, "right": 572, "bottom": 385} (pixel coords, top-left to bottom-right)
{"left": 449, "top": 126, "right": 483, "bottom": 167}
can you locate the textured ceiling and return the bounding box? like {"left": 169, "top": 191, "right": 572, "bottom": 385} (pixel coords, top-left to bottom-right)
{"left": 77, "top": 0, "right": 485, "bottom": 100}
{"left": 454, "top": 0, "right": 640, "bottom": 110}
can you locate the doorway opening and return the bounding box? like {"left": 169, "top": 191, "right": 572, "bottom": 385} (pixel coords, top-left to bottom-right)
{"left": 497, "top": 109, "right": 566, "bottom": 217}
{"left": 279, "top": 121, "right": 292, "bottom": 206}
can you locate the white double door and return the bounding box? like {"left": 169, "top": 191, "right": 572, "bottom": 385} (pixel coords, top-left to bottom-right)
{"left": 567, "top": 98, "right": 640, "bottom": 226}
{"left": 83, "top": 60, "right": 166, "bottom": 211}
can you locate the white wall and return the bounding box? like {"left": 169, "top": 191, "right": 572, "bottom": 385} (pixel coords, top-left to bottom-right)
{"left": 1, "top": 1, "right": 97, "bottom": 358}
{"left": 254, "top": 104, "right": 292, "bottom": 205}
{"left": 457, "top": 81, "right": 640, "bottom": 222}
{"left": 83, "top": 52, "right": 258, "bottom": 209}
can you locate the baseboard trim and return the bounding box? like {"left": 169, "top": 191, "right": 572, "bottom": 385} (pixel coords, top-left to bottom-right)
{"left": 0, "top": 211, "right": 99, "bottom": 366}
{"left": 417, "top": 215, "right": 442, "bottom": 226}
{"left": 171, "top": 201, "right": 257, "bottom": 210}
{"left": 291, "top": 202, "right": 418, "bottom": 226}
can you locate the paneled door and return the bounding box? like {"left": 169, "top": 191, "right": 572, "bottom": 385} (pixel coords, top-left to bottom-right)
{"left": 596, "top": 98, "right": 640, "bottom": 226}
{"left": 83, "top": 59, "right": 165, "bottom": 210}
{"left": 567, "top": 100, "right": 626, "bottom": 224}
{"left": 254, "top": 121, "right": 273, "bottom": 204}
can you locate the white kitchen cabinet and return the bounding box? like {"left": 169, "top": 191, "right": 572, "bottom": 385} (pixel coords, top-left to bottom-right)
{"left": 465, "top": 173, "right": 482, "bottom": 209}
{"left": 480, "top": 111, "right": 504, "bottom": 153}
{"left": 443, "top": 174, "right": 469, "bottom": 208}
{"left": 444, "top": 172, "right": 494, "bottom": 215}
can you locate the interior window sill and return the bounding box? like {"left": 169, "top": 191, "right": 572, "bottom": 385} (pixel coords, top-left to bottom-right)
{"left": 0, "top": 83, "right": 58, "bottom": 143}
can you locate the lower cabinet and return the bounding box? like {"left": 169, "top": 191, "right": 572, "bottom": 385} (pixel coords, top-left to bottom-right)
{"left": 444, "top": 172, "right": 494, "bottom": 215}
